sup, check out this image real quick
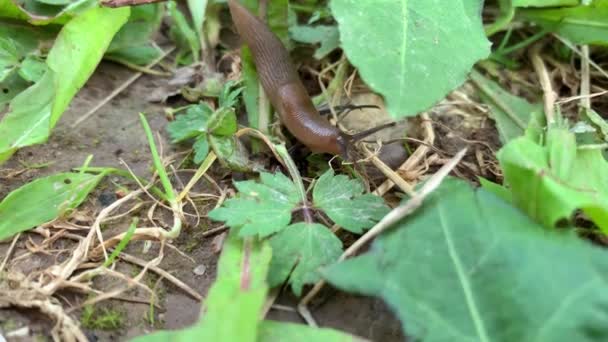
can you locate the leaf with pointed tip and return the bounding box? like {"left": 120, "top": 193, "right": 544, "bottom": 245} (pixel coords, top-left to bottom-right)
{"left": 330, "top": 0, "right": 490, "bottom": 118}
{"left": 325, "top": 178, "right": 608, "bottom": 341}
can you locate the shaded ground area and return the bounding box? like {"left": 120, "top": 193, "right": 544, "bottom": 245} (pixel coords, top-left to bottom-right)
{"left": 0, "top": 62, "right": 406, "bottom": 341}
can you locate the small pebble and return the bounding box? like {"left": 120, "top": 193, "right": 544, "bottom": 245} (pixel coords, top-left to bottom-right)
{"left": 193, "top": 264, "right": 207, "bottom": 276}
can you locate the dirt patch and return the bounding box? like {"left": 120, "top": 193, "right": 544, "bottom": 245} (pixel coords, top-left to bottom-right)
{"left": 0, "top": 61, "right": 407, "bottom": 341}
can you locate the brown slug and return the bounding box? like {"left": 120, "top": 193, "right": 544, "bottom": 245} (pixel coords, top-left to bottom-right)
{"left": 228, "top": 0, "right": 394, "bottom": 158}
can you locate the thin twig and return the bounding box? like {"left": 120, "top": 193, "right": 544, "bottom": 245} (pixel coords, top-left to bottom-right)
{"left": 119, "top": 253, "right": 203, "bottom": 301}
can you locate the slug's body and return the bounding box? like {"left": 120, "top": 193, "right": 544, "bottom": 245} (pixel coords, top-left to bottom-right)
{"left": 228, "top": 0, "right": 344, "bottom": 155}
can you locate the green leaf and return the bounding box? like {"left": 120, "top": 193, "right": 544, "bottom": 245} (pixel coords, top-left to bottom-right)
{"left": 105, "top": 44, "right": 161, "bottom": 65}
{"left": 47, "top": 6, "right": 130, "bottom": 128}
{"left": 325, "top": 178, "right": 608, "bottom": 341}
{"left": 168, "top": 0, "right": 200, "bottom": 63}
{"left": 208, "top": 172, "right": 300, "bottom": 237}
{"left": 268, "top": 223, "right": 342, "bottom": 295}
{"left": 258, "top": 320, "right": 364, "bottom": 342}
{"left": 0, "top": 37, "right": 21, "bottom": 80}
{"left": 497, "top": 129, "right": 608, "bottom": 232}
{"left": 513, "top": 0, "right": 579, "bottom": 6}
{"left": 187, "top": 0, "right": 208, "bottom": 36}
{"left": 0, "top": 71, "right": 54, "bottom": 163}
{"left": 330, "top": 0, "right": 490, "bottom": 118}
{"left": 478, "top": 177, "right": 512, "bottom": 204}
{"left": 3, "top": 0, "right": 97, "bottom": 25}
{"left": 131, "top": 230, "right": 272, "bottom": 342}
{"left": 519, "top": 0, "right": 608, "bottom": 45}
{"left": 18, "top": 55, "right": 47, "bottom": 82}
{"left": 241, "top": 47, "right": 260, "bottom": 130}
{"left": 267, "top": 0, "right": 290, "bottom": 48}
{"left": 218, "top": 80, "right": 243, "bottom": 108}
{"left": 0, "top": 71, "right": 29, "bottom": 107}
{"left": 209, "top": 135, "right": 256, "bottom": 172}
{"left": 0, "top": 6, "right": 130, "bottom": 163}
{"left": 207, "top": 107, "right": 237, "bottom": 136}
{"left": 289, "top": 24, "right": 340, "bottom": 60}
{"left": 470, "top": 70, "right": 542, "bottom": 144}
{"left": 34, "top": 0, "right": 75, "bottom": 6}
{"left": 192, "top": 135, "right": 209, "bottom": 164}
{"left": 167, "top": 104, "right": 213, "bottom": 142}
{"left": 313, "top": 169, "right": 389, "bottom": 234}
{"left": 0, "top": 172, "right": 104, "bottom": 241}
{"left": 107, "top": 4, "right": 163, "bottom": 65}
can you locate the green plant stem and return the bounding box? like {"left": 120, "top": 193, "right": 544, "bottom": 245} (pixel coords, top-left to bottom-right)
{"left": 497, "top": 29, "right": 548, "bottom": 56}
{"left": 177, "top": 151, "right": 217, "bottom": 201}
{"left": 274, "top": 144, "right": 313, "bottom": 223}
{"left": 139, "top": 113, "right": 182, "bottom": 239}
{"left": 485, "top": 1, "right": 515, "bottom": 37}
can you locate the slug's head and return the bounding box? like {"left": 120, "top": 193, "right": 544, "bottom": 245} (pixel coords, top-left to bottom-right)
{"left": 337, "top": 121, "right": 397, "bottom": 161}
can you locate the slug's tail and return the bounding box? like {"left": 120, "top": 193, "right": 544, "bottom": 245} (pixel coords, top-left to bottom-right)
{"left": 227, "top": 0, "right": 299, "bottom": 102}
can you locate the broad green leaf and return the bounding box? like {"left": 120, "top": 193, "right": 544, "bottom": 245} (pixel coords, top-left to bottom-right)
{"left": 470, "top": 70, "right": 542, "bottom": 144}
{"left": 0, "top": 37, "right": 21, "bottom": 78}
{"left": 325, "top": 178, "right": 608, "bottom": 341}
{"left": 193, "top": 135, "right": 209, "bottom": 164}
{"left": 497, "top": 131, "right": 608, "bottom": 232}
{"left": 131, "top": 230, "right": 272, "bottom": 342}
{"left": 207, "top": 107, "right": 237, "bottom": 136}
{"left": 290, "top": 25, "right": 340, "bottom": 60}
{"left": 47, "top": 5, "right": 130, "bottom": 127}
{"left": 18, "top": 55, "right": 47, "bottom": 82}
{"left": 313, "top": 169, "right": 389, "bottom": 234}
{"left": 0, "top": 6, "right": 129, "bottom": 163}
{"left": 0, "top": 0, "right": 31, "bottom": 21}
{"left": 513, "top": 0, "right": 579, "bottom": 6}
{"left": 519, "top": 0, "right": 608, "bottom": 45}
{"left": 167, "top": 104, "right": 213, "bottom": 142}
{"left": 0, "top": 172, "right": 104, "bottom": 241}
{"left": 0, "top": 71, "right": 55, "bottom": 163}
{"left": 0, "top": 0, "right": 96, "bottom": 25}
{"left": 330, "top": 0, "right": 490, "bottom": 118}
{"left": 0, "top": 70, "right": 29, "bottom": 107}
{"left": 258, "top": 320, "right": 364, "bottom": 342}
{"left": 208, "top": 172, "right": 300, "bottom": 237}
{"left": 268, "top": 223, "right": 342, "bottom": 295}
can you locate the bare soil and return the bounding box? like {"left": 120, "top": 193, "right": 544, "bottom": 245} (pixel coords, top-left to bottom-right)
{"left": 0, "top": 62, "right": 405, "bottom": 342}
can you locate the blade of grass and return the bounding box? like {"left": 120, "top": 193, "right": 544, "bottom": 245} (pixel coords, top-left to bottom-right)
{"left": 103, "top": 217, "right": 138, "bottom": 267}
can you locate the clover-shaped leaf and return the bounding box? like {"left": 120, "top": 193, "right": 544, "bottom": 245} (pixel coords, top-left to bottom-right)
{"left": 167, "top": 103, "right": 213, "bottom": 143}
{"left": 313, "top": 169, "right": 389, "bottom": 233}
{"left": 208, "top": 172, "right": 300, "bottom": 237}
